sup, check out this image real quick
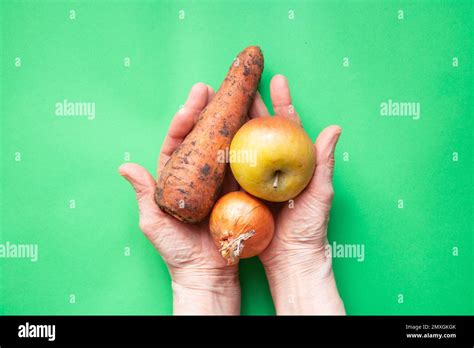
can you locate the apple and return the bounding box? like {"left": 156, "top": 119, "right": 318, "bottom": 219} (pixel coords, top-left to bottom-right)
{"left": 229, "top": 115, "right": 316, "bottom": 202}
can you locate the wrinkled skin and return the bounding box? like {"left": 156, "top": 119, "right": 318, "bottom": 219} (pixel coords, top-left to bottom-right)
{"left": 119, "top": 75, "right": 341, "bottom": 314}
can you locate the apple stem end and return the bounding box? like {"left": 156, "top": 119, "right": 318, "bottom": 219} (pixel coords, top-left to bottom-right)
{"left": 273, "top": 172, "right": 279, "bottom": 189}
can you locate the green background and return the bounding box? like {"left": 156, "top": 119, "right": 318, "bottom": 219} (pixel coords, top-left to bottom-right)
{"left": 1, "top": 0, "right": 472, "bottom": 315}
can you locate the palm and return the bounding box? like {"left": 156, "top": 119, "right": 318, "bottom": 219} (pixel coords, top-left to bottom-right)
{"left": 276, "top": 198, "right": 328, "bottom": 245}
{"left": 145, "top": 210, "right": 228, "bottom": 270}
{"left": 259, "top": 176, "right": 332, "bottom": 264}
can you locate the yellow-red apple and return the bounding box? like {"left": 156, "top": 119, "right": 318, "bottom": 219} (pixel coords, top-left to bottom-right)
{"left": 229, "top": 116, "right": 316, "bottom": 202}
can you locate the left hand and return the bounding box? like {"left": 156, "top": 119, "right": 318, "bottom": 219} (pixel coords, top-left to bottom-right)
{"left": 119, "top": 83, "right": 239, "bottom": 314}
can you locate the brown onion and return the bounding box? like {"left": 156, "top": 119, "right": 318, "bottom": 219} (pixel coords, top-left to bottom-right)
{"left": 209, "top": 191, "right": 274, "bottom": 265}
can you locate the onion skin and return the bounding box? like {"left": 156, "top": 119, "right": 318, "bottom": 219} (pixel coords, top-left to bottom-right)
{"left": 209, "top": 191, "right": 274, "bottom": 265}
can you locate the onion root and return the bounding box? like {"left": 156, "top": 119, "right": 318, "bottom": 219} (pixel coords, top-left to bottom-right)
{"left": 219, "top": 229, "right": 256, "bottom": 265}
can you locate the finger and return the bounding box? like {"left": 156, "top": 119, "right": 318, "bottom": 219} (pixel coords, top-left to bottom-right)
{"left": 157, "top": 154, "right": 170, "bottom": 179}
{"left": 249, "top": 91, "right": 270, "bottom": 118}
{"left": 306, "top": 125, "right": 342, "bottom": 207}
{"left": 161, "top": 83, "right": 208, "bottom": 157}
{"left": 119, "top": 163, "right": 164, "bottom": 233}
{"left": 270, "top": 74, "right": 300, "bottom": 124}
{"left": 158, "top": 83, "right": 209, "bottom": 175}
{"left": 207, "top": 85, "right": 215, "bottom": 104}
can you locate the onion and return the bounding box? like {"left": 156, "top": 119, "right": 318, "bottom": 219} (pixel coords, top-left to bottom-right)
{"left": 209, "top": 191, "right": 274, "bottom": 265}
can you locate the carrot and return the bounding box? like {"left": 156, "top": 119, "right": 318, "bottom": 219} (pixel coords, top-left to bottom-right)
{"left": 155, "top": 46, "right": 264, "bottom": 223}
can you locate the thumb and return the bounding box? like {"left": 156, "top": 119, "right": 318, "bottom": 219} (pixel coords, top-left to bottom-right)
{"left": 307, "top": 125, "right": 342, "bottom": 208}
{"left": 118, "top": 163, "right": 163, "bottom": 233}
